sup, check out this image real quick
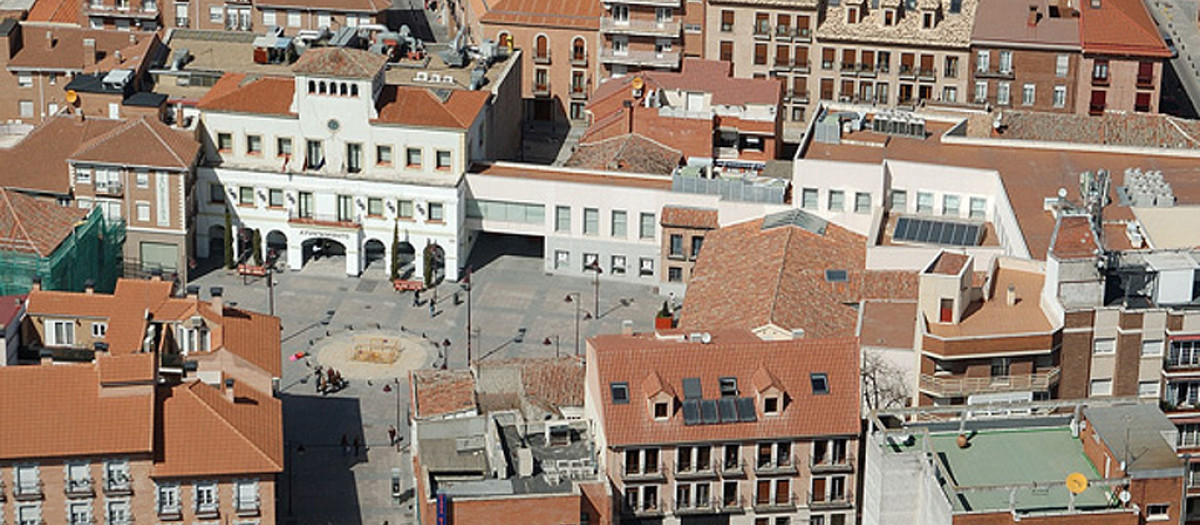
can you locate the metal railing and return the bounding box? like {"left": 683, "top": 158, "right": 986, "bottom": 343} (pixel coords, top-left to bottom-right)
{"left": 809, "top": 489, "right": 854, "bottom": 509}
{"left": 675, "top": 459, "right": 718, "bottom": 479}
{"left": 103, "top": 473, "right": 132, "bottom": 496}
{"left": 753, "top": 491, "right": 797, "bottom": 510}
{"left": 65, "top": 477, "right": 94, "bottom": 497}
{"left": 919, "top": 368, "right": 1060, "bottom": 397}
{"left": 810, "top": 453, "right": 855, "bottom": 472}
{"left": 754, "top": 454, "right": 798, "bottom": 474}
{"left": 600, "top": 17, "right": 681, "bottom": 36}
{"left": 621, "top": 460, "right": 666, "bottom": 480}
{"left": 599, "top": 48, "right": 680, "bottom": 68}
{"left": 287, "top": 211, "right": 361, "bottom": 227}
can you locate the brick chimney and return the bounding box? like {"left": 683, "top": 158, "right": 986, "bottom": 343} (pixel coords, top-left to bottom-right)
{"left": 30, "top": 275, "right": 41, "bottom": 291}
{"left": 83, "top": 38, "right": 96, "bottom": 66}
{"left": 1027, "top": 5, "right": 1039, "bottom": 26}
{"left": 43, "top": 30, "right": 53, "bottom": 51}
{"left": 209, "top": 286, "right": 223, "bottom": 314}
{"left": 224, "top": 378, "right": 236, "bottom": 403}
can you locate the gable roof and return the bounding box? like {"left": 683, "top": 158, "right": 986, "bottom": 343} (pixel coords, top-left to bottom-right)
{"left": 590, "top": 332, "right": 860, "bottom": 446}
{"left": 1079, "top": 0, "right": 1170, "bottom": 57}
{"left": 69, "top": 116, "right": 200, "bottom": 170}
{"left": 154, "top": 380, "right": 283, "bottom": 477}
{"left": 374, "top": 86, "right": 490, "bottom": 130}
{"left": 680, "top": 212, "right": 919, "bottom": 338}
{"left": 26, "top": 0, "right": 80, "bottom": 23}
{"left": 411, "top": 369, "right": 477, "bottom": 419}
{"left": 565, "top": 134, "right": 683, "bottom": 175}
{"left": 0, "top": 188, "right": 88, "bottom": 257}
{"left": 480, "top": 0, "right": 603, "bottom": 30}
{"left": 196, "top": 74, "right": 296, "bottom": 117}
{"left": 8, "top": 26, "right": 152, "bottom": 71}
{"left": 292, "top": 46, "right": 387, "bottom": 79}
{"left": 0, "top": 116, "right": 125, "bottom": 195}
{"left": 220, "top": 306, "right": 283, "bottom": 378}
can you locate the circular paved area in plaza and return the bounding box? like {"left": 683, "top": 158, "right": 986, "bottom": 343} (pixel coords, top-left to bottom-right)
{"left": 313, "top": 329, "right": 433, "bottom": 380}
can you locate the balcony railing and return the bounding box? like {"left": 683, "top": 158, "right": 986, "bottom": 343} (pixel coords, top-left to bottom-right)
{"left": 919, "top": 368, "right": 1060, "bottom": 397}
{"left": 720, "top": 458, "right": 747, "bottom": 478}
{"left": 899, "top": 64, "right": 916, "bottom": 79}
{"left": 104, "top": 474, "right": 132, "bottom": 496}
{"left": 753, "top": 23, "right": 771, "bottom": 38}
{"left": 174, "top": 17, "right": 188, "bottom": 27}
{"left": 157, "top": 504, "right": 182, "bottom": 519}
{"left": 809, "top": 490, "right": 854, "bottom": 509}
{"left": 975, "top": 69, "right": 1014, "bottom": 79}
{"left": 621, "top": 461, "right": 666, "bottom": 480}
{"left": 677, "top": 495, "right": 748, "bottom": 514}
{"left": 532, "top": 80, "right": 551, "bottom": 97}
{"left": 236, "top": 497, "right": 261, "bottom": 516}
{"left": 775, "top": 26, "right": 792, "bottom": 40}
{"left": 95, "top": 181, "right": 124, "bottom": 196}
{"left": 532, "top": 52, "right": 550, "bottom": 65}
{"left": 288, "top": 211, "right": 361, "bottom": 228}
{"left": 599, "top": 48, "right": 680, "bottom": 68}
{"left": 570, "top": 54, "right": 587, "bottom": 67}
{"left": 796, "top": 27, "right": 812, "bottom": 40}
{"left": 754, "top": 454, "right": 798, "bottom": 475}
{"left": 600, "top": 17, "right": 681, "bottom": 37}
{"left": 753, "top": 492, "right": 797, "bottom": 511}
{"left": 65, "top": 477, "right": 94, "bottom": 497}
{"left": 14, "top": 480, "right": 43, "bottom": 501}
{"left": 1092, "top": 75, "right": 1109, "bottom": 86}
{"left": 196, "top": 502, "right": 219, "bottom": 518}
{"left": 810, "top": 454, "right": 855, "bottom": 473}
{"left": 917, "top": 68, "right": 937, "bottom": 80}
{"left": 675, "top": 459, "right": 718, "bottom": 479}
{"left": 570, "top": 80, "right": 589, "bottom": 99}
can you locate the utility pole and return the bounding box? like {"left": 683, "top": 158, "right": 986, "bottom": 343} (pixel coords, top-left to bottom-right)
{"left": 461, "top": 266, "right": 472, "bottom": 365}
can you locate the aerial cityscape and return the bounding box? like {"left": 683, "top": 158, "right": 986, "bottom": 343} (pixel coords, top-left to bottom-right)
{"left": 0, "top": 0, "right": 1198, "bottom": 522}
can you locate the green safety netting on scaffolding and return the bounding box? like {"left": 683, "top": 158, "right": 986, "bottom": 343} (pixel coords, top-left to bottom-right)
{"left": 0, "top": 210, "right": 125, "bottom": 296}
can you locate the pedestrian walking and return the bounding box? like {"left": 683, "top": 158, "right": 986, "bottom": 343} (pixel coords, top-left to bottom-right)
{"left": 353, "top": 435, "right": 363, "bottom": 457}
{"left": 387, "top": 425, "right": 397, "bottom": 446}
{"left": 341, "top": 434, "right": 350, "bottom": 456}
{"left": 413, "top": 289, "right": 420, "bottom": 307}
{"left": 429, "top": 297, "right": 435, "bottom": 317}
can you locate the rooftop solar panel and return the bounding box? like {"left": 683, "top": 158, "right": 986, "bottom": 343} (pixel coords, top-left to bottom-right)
{"left": 682, "top": 399, "right": 700, "bottom": 426}
{"left": 893, "top": 216, "right": 983, "bottom": 247}
{"left": 736, "top": 397, "right": 758, "bottom": 422}
{"left": 682, "top": 378, "right": 702, "bottom": 400}
{"left": 701, "top": 400, "right": 719, "bottom": 425}
{"left": 718, "top": 398, "right": 738, "bottom": 423}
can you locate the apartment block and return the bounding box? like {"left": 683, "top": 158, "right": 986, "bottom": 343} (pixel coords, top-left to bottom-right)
{"left": 586, "top": 330, "right": 861, "bottom": 525}
{"left": 1075, "top": 0, "right": 1169, "bottom": 115}
{"left": 969, "top": 0, "right": 1080, "bottom": 112}
{"left": 659, "top": 206, "right": 717, "bottom": 287}
{"left": 597, "top": 0, "right": 694, "bottom": 78}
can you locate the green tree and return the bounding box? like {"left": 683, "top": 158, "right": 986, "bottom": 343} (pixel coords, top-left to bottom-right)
{"left": 390, "top": 221, "right": 401, "bottom": 281}
{"left": 422, "top": 240, "right": 433, "bottom": 286}
{"left": 251, "top": 229, "right": 263, "bottom": 266}
{"left": 223, "top": 206, "right": 234, "bottom": 269}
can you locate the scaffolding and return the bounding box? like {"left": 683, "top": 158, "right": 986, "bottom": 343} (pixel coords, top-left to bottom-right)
{"left": 0, "top": 210, "right": 125, "bottom": 295}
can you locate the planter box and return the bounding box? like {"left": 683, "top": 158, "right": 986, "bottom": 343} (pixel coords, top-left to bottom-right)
{"left": 655, "top": 316, "right": 674, "bottom": 330}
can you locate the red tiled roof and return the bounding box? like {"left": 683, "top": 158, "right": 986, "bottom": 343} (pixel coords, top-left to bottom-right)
{"left": 565, "top": 134, "right": 683, "bottom": 175}
{"left": 0, "top": 362, "right": 154, "bottom": 460}
{"left": 220, "top": 307, "right": 283, "bottom": 378}
{"left": 26, "top": 0, "right": 81, "bottom": 23}
{"left": 0, "top": 294, "right": 24, "bottom": 327}
{"left": 480, "top": 0, "right": 603, "bottom": 30}
{"left": 70, "top": 116, "right": 200, "bottom": 170}
{"left": 375, "top": 86, "right": 490, "bottom": 130}
{"left": 590, "top": 59, "right": 782, "bottom": 107}
{"left": 411, "top": 369, "right": 476, "bottom": 418}
{"left": 292, "top": 47, "right": 388, "bottom": 78}
{"left": 486, "top": 357, "right": 585, "bottom": 411}
{"left": 590, "top": 332, "right": 860, "bottom": 446}
{"left": 154, "top": 380, "right": 283, "bottom": 477}
{"left": 97, "top": 353, "right": 156, "bottom": 384}
{"left": 0, "top": 188, "right": 89, "bottom": 257}
{"left": 1079, "top": 0, "right": 1170, "bottom": 57}
{"left": 680, "top": 213, "right": 919, "bottom": 338}
{"left": 660, "top": 206, "right": 718, "bottom": 229}
{"left": 0, "top": 116, "right": 125, "bottom": 195}
{"left": 197, "top": 74, "right": 296, "bottom": 117}
{"left": 1050, "top": 215, "right": 1100, "bottom": 259}
{"left": 8, "top": 26, "right": 151, "bottom": 71}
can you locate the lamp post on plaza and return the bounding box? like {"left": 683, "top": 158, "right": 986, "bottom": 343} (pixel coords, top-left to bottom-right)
{"left": 563, "top": 293, "right": 592, "bottom": 357}
{"left": 587, "top": 260, "right": 603, "bottom": 319}
{"left": 543, "top": 335, "right": 561, "bottom": 358}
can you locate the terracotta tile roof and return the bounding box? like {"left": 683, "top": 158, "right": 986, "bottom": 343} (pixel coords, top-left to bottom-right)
{"left": 375, "top": 86, "right": 490, "bottom": 130}
{"left": 255, "top": 0, "right": 383, "bottom": 12}
{"left": 86, "top": 31, "right": 160, "bottom": 74}
{"left": 501, "top": 357, "right": 585, "bottom": 410}
{"left": 97, "top": 352, "right": 157, "bottom": 384}
{"left": 154, "top": 380, "right": 283, "bottom": 477}
{"left": 0, "top": 362, "right": 154, "bottom": 460}
{"left": 469, "top": 162, "right": 674, "bottom": 190}
{"left": 8, "top": 26, "right": 151, "bottom": 71}
{"left": 929, "top": 252, "right": 970, "bottom": 275}
{"left": 590, "top": 332, "right": 860, "bottom": 446}
{"left": 27, "top": 279, "right": 173, "bottom": 355}
{"left": 680, "top": 213, "right": 919, "bottom": 338}
{"left": 926, "top": 267, "right": 1054, "bottom": 337}
{"left": 69, "top": 116, "right": 200, "bottom": 170}
{"left": 660, "top": 205, "right": 718, "bottom": 229}
{"left": 1079, "top": 0, "right": 1170, "bottom": 56}
{"left": 1050, "top": 215, "right": 1100, "bottom": 259}
{"left": 565, "top": 134, "right": 682, "bottom": 175}
{"left": 220, "top": 307, "right": 283, "bottom": 378}
{"left": 480, "top": 0, "right": 603, "bottom": 30}
{"left": 0, "top": 294, "right": 24, "bottom": 328}
{"left": 196, "top": 74, "right": 296, "bottom": 117}
{"left": 0, "top": 188, "right": 88, "bottom": 257}
{"left": 590, "top": 59, "right": 781, "bottom": 108}
{"left": 988, "top": 111, "right": 1200, "bottom": 149}
{"left": 292, "top": 47, "right": 387, "bottom": 79}
{"left": 858, "top": 300, "right": 918, "bottom": 349}
{"left": 411, "top": 369, "right": 476, "bottom": 418}
{"left": 26, "top": 0, "right": 80, "bottom": 23}
{"left": 0, "top": 116, "right": 124, "bottom": 195}
{"left": 971, "top": 0, "right": 1080, "bottom": 47}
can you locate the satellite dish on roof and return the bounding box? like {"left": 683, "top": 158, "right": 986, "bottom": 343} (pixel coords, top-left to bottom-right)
{"left": 1066, "top": 472, "right": 1088, "bottom": 494}
{"left": 631, "top": 77, "right": 644, "bottom": 90}
{"left": 65, "top": 90, "right": 78, "bottom": 104}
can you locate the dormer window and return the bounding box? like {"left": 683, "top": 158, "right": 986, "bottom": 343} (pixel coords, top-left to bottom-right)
{"left": 883, "top": 8, "right": 896, "bottom": 25}
{"left": 847, "top": 5, "right": 859, "bottom": 23}
{"left": 764, "top": 396, "right": 779, "bottom": 415}
{"left": 719, "top": 377, "right": 738, "bottom": 397}
{"left": 922, "top": 11, "right": 935, "bottom": 28}
{"left": 811, "top": 373, "right": 830, "bottom": 394}
{"left": 654, "top": 401, "right": 669, "bottom": 419}
{"left": 611, "top": 382, "right": 630, "bottom": 404}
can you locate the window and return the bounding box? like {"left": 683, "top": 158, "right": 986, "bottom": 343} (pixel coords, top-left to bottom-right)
{"left": 754, "top": 43, "right": 767, "bottom": 65}
{"left": 239, "top": 186, "right": 254, "bottom": 205}
{"left": 639, "top": 212, "right": 655, "bottom": 239}
{"left": 1093, "top": 338, "right": 1116, "bottom": 355}
{"left": 46, "top": 319, "right": 75, "bottom": 346}
{"left": 668, "top": 234, "right": 684, "bottom": 258}
{"left": 69, "top": 502, "right": 91, "bottom": 524}
{"left": 968, "top": 197, "right": 986, "bottom": 219}
{"left": 1147, "top": 504, "right": 1169, "bottom": 520}
{"left": 942, "top": 194, "right": 960, "bottom": 216}
{"left": 828, "top": 190, "right": 844, "bottom": 211}
{"left": 398, "top": 199, "right": 414, "bottom": 219}
{"left": 611, "top": 255, "right": 626, "bottom": 274}
{"left": 997, "top": 82, "right": 1010, "bottom": 105}
{"left": 611, "top": 382, "right": 629, "bottom": 404}
{"left": 891, "top": 190, "right": 907, "bottom": 211}
{"left": 157, "top": 483, "right": 181, "bottom": 516}
{"left": 1140, "top": 380, "right": 1161, "bottom": 398}
{"left": 374, "top": 144, "right": 393, "bottom": 165}
{"left": 639, "top": 257, "right": 654, "bottom": 277}
{"left": 944, "top": 56, "right": 959, "bottom": 78}
{"left": 217, "top": 132, "right": 233, "bottom": 151}
{"left": 976, "top": 50, "right": 989, "bottom": 72}
{"left": 436, "top": 150, "right": 452, "bottom": 170}
{"left": 654, "top": 401, "right": 668, "bottom": 419}
{"left": 1093, "top": 59, "right": 1109, "bottom": 81}
{"left": 89, "top": 321, "right": 108, "bottom": 338}
{"left": 262, "top": 8, "right": 276, "bottom": 25}
{"left": 854, "top": 192, "right": 871, "bottom": 214}
{"left": 346, "top": 143, "right": 363, "bottom": 173}
{"left": 668, "top": 267, "right": 683, "bottom": 282}
{"left": 406, "top": 147, "right": 422, "bottom": 167}
{"left": 802, "top": 188, "right": 819, "bottom": 209}
{"left": 922, "top": 11, "right": 934, "bottom": 28}
{"left": 305, "top": 139, "right": 324, "bottom": 169}
{"left": 1056, "top": 54, "right": 1069, "bottom": 77}
{"left": 721, "top": 9, "right": 734, "bottom": 31}
{"left": 76, "top": 166, "right": 92, "bottom": 184}
{"left": 136, "top": 202, "right": 150, "bottom": 222}
{"left": 106, "top": 500, "right": 130, "bottom": 524}
{"left": 583, "top": 208, "right": 599, "bottom": 235}
{"left": 368, "top": 198, "right": 383, "bottom": 217}
{"left": 998, "top": 50, "right": 1012, "bottom": 73}
{"left": 287, "top": 9, "right": 300, "bottom": 26}
{"left": 811, "top": 373, "right": 829, "bottom": 394}
{"left": 974, "top": 81, "right": 988, "bottom": 103}
{"left": 764, "top": 396, "right": 779, "bottom": 414}
{"left": 16, "top": 73, "right": 32, "bottom": 87}
{"left": 135, "top": 171, "right": 149, "bottom": 188}
{"left": 210, "top": 183, "right": 224, "bottom": 203}
{"left": 943, "top": 86, "right": 957, "bottom": 102}
{"left": 555, "top": 206, "right": 570, "bottom": 233}
{"left": 720, "top": 41, "right": 733, "bottom": 61}
{"left": 1053, "top": 85, "right": 1067, "bottom": 108}
{"left": 1090, "top": 379, "right": 1113, "bottom": 396}
{"left": 555, "top": 250, "right": 569, "bottom": 269}
{"left": 246, "top": 134, "right": 262, "bottom": 155}
{"left": 428, "top": 202, "right": 444, "bottom": 222}
{"left": 1136, "top": 92, "right": 1153, "bottom": 113}
{"left": 297, "top": 191, "right": 313, "bottom": 218}
{"left": 276, "top": 137, "right": 292, "bottom": 157}
{"left": 1022, "top": 84, "right": 1035, "bottom": 106}
{"left": 1143, "top": 339, "right": 1165, "bottom": 357}
{"left": 235, "top": 480, "right": 259, "bottom": 513}
{"left": 691, "top": 236, "right": 703, "bottom": 259}
{"left": 265, "top": 188, "right": 283, "bottom": 208}
{"left": 610, "top": 210, "right": 627, "bottom": 237}
{"left": 916, "top": 192, "right": 933, "bottom": 214}
{"left": 194, "top": 481, "right": 218, "bottom": 514}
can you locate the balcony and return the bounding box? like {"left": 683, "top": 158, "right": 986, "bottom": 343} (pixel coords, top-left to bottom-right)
{"left": 1092, "top": 75, "right": 1109, "bottom": 87}
{"left": 532, "top": 79, "right": 551, "bottom": 97}
{"left": 599, "top": 48, "right": 680, "bottom": 69}
{"left": 570, "top": 81, "right": 589, "bottom": 99}
{"left": 753, "top": 492, "right": 798, "bottom": 512}
{"left": 236, "top": 497, "right": 261, "bottom": 516}
{"left": 796, "top": 27, "right": 812, "bottom": 41}
{"left": 898, "top": 64, "right": 916, "bottom": 79}
{"left": 975, "top": 68, "right": 1014, "bottom": 80}
{"left": 839, "top": 62, "right": 856, "bottom": 75}
{"left": 624, "top": 498, "right": 664, "bottom": 517}
{"left": 621, "top": 461, "right": 666, "bottom": 481}
{"left": 14, "top": 481, "right": 43, "bottom": 501}
{"left": 920, "top": 368, "right": 1060, "bottom": 398}
{"left": 532, "top": 52, "right": 551, "bottom": 65}
{"left": 288, "top": 211, "right": 361, "bottom": 229}
{"left": 600, "top": 17, "right": 681, "bottom": 37}
{"left": 720, "top": 458, "right": 748, "bottom": 478}
{"left": 675, "top": 459, "right": 718, "bottom": 480}
{"left": 775, "top": 26, "right": 792, "bottom": 40}
{"left": 794, "top": 60, "right": 811, "bottom": 73}
{"left": 754, "top": 454, "right": 799, "bottom": 475}
{"left": 809, "top": 490, "right": 854, "bottom": 509}
{"left": 174, "top": 16, "right": 188, "bottom": 27}
{"left": 856, "top": 63, "right": 876, "bottom": 78}
{"left": 103, "top": 474, "right": 132, "bottom": 496}
{"left": 716, "top": 495, "right": 747, "bottom": 513}
{"left": 95, "top": 181, "right": 124, "bottom": 197}
{"left": 810, "top": 454, "right": 855, "bottom": 473}
{"left": 753, "top": 24, "right": 771, "bottom": 39}
{"left": 570, "top": 54, "right": 587, "bottom": 67}
{"left": 1137, "top": 76, "right": 1155, "bottom": 89}
{"left": 786, "top": 90, "right": 810, "bottom": 104}
{"left": 917, "top": 68, "right": 937, "bottom": 81}
{"left": 65, "top": 477, "right": 94, "bottom": 498}
{"left": 158, "top": 504, "right": 182, "bottom": 520}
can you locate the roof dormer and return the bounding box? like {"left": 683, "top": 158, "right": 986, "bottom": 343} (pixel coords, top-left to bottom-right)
{"left": 752, "top": 365, "right": 785, "bottom": 416}
{"left": 643, "top": 370, "right": 675, "bottom": 420}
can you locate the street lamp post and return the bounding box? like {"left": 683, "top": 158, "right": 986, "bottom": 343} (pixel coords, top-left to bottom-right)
{"left": 563, "top": 293, "right": 592, "bottom": 357}
{"left": 382, "top": 378, "right": 401, "bottom": 438}
{"left": 542, "top": 335, "right": 561, "bottom": 358}
{"left": 461, "top": 266, "right": 472, "bottom": 365}
{"left": 588, "top": 260, "right": 603, "bottom": 319}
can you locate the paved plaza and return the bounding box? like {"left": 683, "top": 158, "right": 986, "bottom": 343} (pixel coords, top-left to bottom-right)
{"left": 188, "top": 235, "right": 666, "bottom": 524}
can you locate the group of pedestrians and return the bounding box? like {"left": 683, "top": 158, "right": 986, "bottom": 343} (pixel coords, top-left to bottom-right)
{"left": 315, "top": 366, "right": 347, "bottom": 394}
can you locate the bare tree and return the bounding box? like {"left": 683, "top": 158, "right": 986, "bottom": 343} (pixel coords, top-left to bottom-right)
{"left": 861, "top": 350, "right": 911, "bottom": 411}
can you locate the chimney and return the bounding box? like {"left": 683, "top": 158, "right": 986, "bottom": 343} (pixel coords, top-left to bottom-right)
{"left": 39, "top": 348, "right": 53, "bottom": 365}
{"left": 623, "top": 99, "right": 634, "bottom": 134}
{"left": 43, "top": 30, "right": 52, "bottom": 51}
{"left": 83, "top": 38, "right": 96, "bottom": 66}
{"left": 185, "top": 284, "right": 200, "bottom": 300}
{"left": 224, "top": 378, "right": 236, "bottom": 403}
{"left": 1027, "top": 5, "right": 1039, "bottom": 26}
{"left": 150, "top": 268, "right": 163, "bottom": 281}
{"left": 84, "top": 279, "right": 95, "bottom": 294}
{"left": 1006, "top": 285, "right": 1017, "bottom": 306}
{"left": 621, "top": 319, "right": 634, "bottom": 336}
{"left": 210, "top": 286, "right": 223, "bottom": 314}
{"left": 30, "top": 275, "right": 41, "bottom": 291}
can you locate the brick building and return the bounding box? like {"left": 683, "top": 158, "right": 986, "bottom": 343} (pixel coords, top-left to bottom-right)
{"left": 1, "top": 278, "right": 282, "bottom": 525}
{"left": 658, "top": 205, "right": 716, "bottom": 287}
{"left": 969, "top": 0, "right": 1081, "bottom": 112}
{"left": 1075, "top": 0, "right": 1169, "bottom": 115}
{"left": 586, "top": 330, "right": 861, "bottom": 525}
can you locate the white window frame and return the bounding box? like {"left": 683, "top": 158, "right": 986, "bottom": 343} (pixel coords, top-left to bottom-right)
{"left": 1022, "top": 83, "right": 1035, "bottom": 106}
{"left": 136, "top": 202, "right": 151, "bottom": 222}
{"left": 45, "top": 319, "right": 75, "bottom": 346}
{"left": 1139, "top": 380, "right": 1161, "bottom": 398}
{"left": 996, "top": 82, "right": 1010, "bottom": 106}
{"left": 1053, "top": 85, "right": 1067, "bottom": 108}
{"left": 156, "top": 482, "right": 181, "bottom": 515}
{"left": 1055, "top": 54, "right": 1069, "bottom": 77}
{"left": 1093, "top": 338, "right": 1116, "bottom": 355}
{"left": 194, "top": 481, "right": 219, "bottom": 513}
{"left": 92, "top": 322, "right": 107, "bottom": 338}
{"left": 1142, "top": 339, "right": 1164, "bottom": 357}
{"left": 1090, "top": 378, "right": 1113, "bottom": 396}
